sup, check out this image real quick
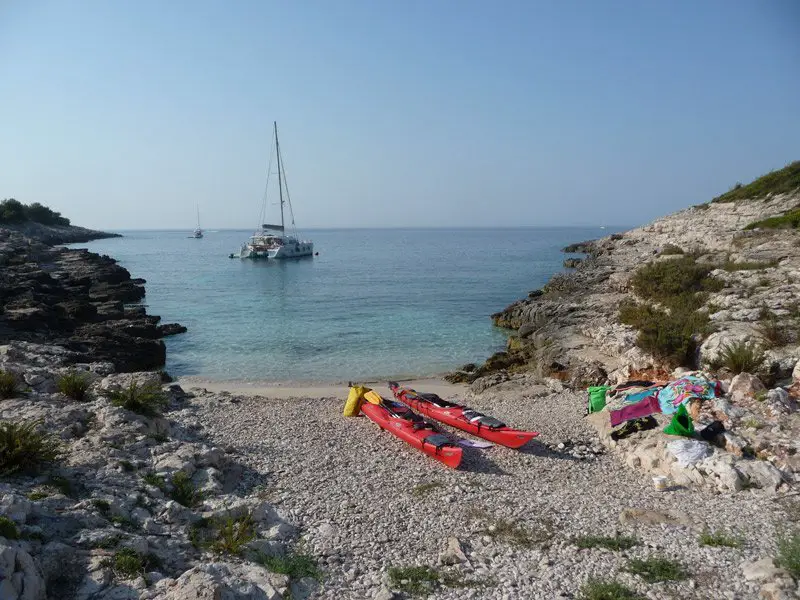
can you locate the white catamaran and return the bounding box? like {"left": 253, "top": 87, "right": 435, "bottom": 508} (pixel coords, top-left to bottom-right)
{"left": 237, "top": 122, "right": 314, "bottom": 259}
{"left": 191, "top": 206, "right": 203, "bottom": 239}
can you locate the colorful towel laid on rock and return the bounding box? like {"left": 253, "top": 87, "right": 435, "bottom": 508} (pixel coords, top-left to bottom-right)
{"left": 604, "top": 382, "right": 664, "bottom": 412}
{"left": 609, "top": 395, "right": 662, "bottom": 427}
{"left": 657, "top": 373, "right": 721, "bottom": 415}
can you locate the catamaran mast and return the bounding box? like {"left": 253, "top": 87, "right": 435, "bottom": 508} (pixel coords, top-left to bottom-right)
{"left": 274, "top": 121, "right": 285, "bottom": 232}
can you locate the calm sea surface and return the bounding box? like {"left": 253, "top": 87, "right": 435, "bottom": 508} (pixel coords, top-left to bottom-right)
{"left": 70, "top": 227, "right": 619, "bottom": 382}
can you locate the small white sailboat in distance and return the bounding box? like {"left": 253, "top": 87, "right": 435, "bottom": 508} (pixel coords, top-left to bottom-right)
{"left": 237, "top": 122, "right": 314, "bottom": 259}
{"left": 190, "top": 206, "right": 203, "bottom": 238}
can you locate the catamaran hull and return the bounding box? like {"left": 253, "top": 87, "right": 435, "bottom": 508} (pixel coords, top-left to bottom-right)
{"left": 268, "top": 242, "right": 314, "bottom": 259}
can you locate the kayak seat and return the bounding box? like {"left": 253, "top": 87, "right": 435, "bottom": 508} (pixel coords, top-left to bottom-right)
{"left": 423, "top": 433, "right": 452, "bottom": 448}
{"left": 419, "top": 393, "right": 457, "bottom": 408}
{"left": 462, "top": 409, "right": 505, "bottom": 429}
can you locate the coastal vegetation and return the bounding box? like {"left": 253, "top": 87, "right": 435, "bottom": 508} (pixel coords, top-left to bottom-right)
{"left": 0, "top": 420, "right": 61, "bottom": 475}
{"left": 699, "top": 529, "right": 743, "bottom": 549}
{"left": 712, "top": 160, "right": 800, "bottom": 203}
{"left": 712, "top": 340, "right": 765, "bottom": 374}
{"left": 573, "top": 534, "right": 638, "bottom": 551}
{"left": 170, "top": 470, "right": 203, "bottom": 507}
{"left": 56, "top": 370, "right": 91, "bottom": 401}
{"left": 626, "top": 556, "right": 688, "bottom": 583}
{"left": 0, "top": 370, "right": 18, "bottom": 399}
{"left": 745, "top": 207, "right": 800, "bottom": 230}
{"left": 579, "top": 579, "right": 642, "bottom": 600}
{"left": 108, "top": 381, "right": 168, "bottom": 416}
{"left": 777, "top": 531, "right": 800, "bottom": 578}
{"left": 0, "top": 198, "right": 70, "bottom": 226}
{"left": 259, "top": 551, "right": 321, "bottom": 579}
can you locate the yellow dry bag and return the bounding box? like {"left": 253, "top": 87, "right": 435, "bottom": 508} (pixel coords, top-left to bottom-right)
{"left": 343, "top": 385, "right": 368, "bottom": 417}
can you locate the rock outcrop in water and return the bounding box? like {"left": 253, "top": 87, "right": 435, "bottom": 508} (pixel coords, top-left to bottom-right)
{"left": 0, "top": 225, "right": 183, "bottom": 372}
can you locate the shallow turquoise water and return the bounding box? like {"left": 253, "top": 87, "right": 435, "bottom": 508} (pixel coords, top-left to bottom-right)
{"left": 71, "top": 227, "right": 616, "bottom": 382}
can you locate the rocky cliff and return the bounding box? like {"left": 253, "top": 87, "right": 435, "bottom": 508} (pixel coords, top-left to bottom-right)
{"left": 0, "top": 226, "right": 184, "bottom": 372}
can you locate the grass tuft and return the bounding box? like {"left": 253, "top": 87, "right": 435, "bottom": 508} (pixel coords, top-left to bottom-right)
{"left": 388, "top": 565, "right": 439, "bottom": 596}
{"left": 56, "top": 370, "right": 91, "bottom": 401}
{"left": 142, "top": 471, "right": 166, "bottom": 490}
{"left": 712, "top": 340, "right": 765, "bottom": 374}
{"left": 0, "top": 515, "right": 20, "bottom": 539}
{"left": 626, "top": 556, "right": 688, "bottom": 583}
{"left": 100, "top": 548, "right": 159, "bottom": 580}
{"left": 573, "top": 534, "right": 638, "bottom": 551}
{"left": 699, "top": 529, "right": 743, "bottom": 548}
{"left": 259, "top": 552, "right": 321, "bottom": 579}
{"left": 777, "top": 530, "right": 800, "bottom": 579}
{"left": 170, "top": 471, "right": 203, "bottom": 507}
{"left": 0, "top": 420, "right": 61, "bottom": 476}
{"left": 578, "top": 578, "right": 642, "bottom": 600}
{"left": 190, "top": 512, "right": 257, "bottom": 555}
{"left": 109, "top": 381, "right": 168, "bottom": 417}
{"left": 0, "top": 370, "right": 19, "bottom": 400}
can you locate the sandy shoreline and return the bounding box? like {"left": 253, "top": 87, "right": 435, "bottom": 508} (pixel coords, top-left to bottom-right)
{"left": 177, "top": 375, "right": 467, "bottom": 399}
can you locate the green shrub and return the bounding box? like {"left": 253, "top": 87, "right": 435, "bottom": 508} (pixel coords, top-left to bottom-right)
{"left": 0, "top": 371, "right": 19, "bottom": 400}
{"left": 713, "top": 161, "right": 800, "bottom": 203}
{"left": 209, "top": 512, "right": 257, "bottom": 555}
{"left": 746, "top": 208, "right": 800, "bottom": 230}
{"left": 573, "top": 534, "right": 638, "bottom": 551}
{"left": 388, "top": 565, "right": 440, "bottom": 596}
{"left": 0, "top": 515, "right": 20, "bottom": 539}
{"left": 100, "top": 548, "right": 159, "bottom": 579}
{"left": 142, "top": 471, "right": 166, "bottom": 490}
{"left": 620, "top": 300, "right": 711, "bottom": 368}
{"left": 0, "top": 198, "right": 70, "bottom": 225}
{"left": 56, "top": 371, "right": 91, "bottom": 401}
{"left": 170, "top": 471, "right": 202, "bottom": 507}
{"left": 714, "top": 340, "right": 765, "bottom": 374}
{"left": 259, "top": 551, "right": 321, "bottom": 579}
{"left": 756, "top": 317, "right": 792, "bottom": 348}
{"left": 626, "top": 557, "right": 688, "bottom": 583}
{"left": 630, "top": 256, "right": 722, "bottom": 301}
{"left": 578, "top": 578, "right": 642, "bottom": 600}
{"left": 0, "top": 420, "right": 61, "bottom": 476}
{"left": 109, "top": 382, "right": 167, "bottom": 417}
{"left": 699, "top": 529, "right": 743, "bottom": 548}
{"left": 777, "top": 530, "right": 800, "bottom": 579}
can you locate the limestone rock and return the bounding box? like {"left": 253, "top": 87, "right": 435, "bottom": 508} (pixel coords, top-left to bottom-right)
{"left": 0, "top": 543, "right": 46, "bottom": 600}
{"left": 729, "top": 373, "right": 766, "bottom": 403}
{"left": 439, "top": 536, "right": 469, "bottom": 565}
{"left": 742, "top": 557, "right": 786, "bottom": 582}
{"left": 161, "top": 563, "right": 283, "bottom": 600}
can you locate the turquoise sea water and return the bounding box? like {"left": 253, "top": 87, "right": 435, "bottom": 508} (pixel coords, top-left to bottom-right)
{"left": 70, "top": 228, "right": 617, "bottom": 382}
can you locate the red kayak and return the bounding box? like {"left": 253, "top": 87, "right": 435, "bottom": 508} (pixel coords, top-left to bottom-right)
{"left": 388, "top": 382, "right": 539, "bottom": 449}
{"left": 360, "top": 395, "right": 463, "bottom": 468}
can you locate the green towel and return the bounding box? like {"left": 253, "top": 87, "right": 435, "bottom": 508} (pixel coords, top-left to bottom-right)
{"left": 587, "top": 385, "right": 609, "bottom": 413}
{"left": 663, "top": 403, "right": 695, "bottom": 437}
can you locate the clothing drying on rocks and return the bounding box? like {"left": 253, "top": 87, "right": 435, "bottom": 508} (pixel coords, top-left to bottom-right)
{"left": 657, "top": 372, "right": 721, "bottom": 415}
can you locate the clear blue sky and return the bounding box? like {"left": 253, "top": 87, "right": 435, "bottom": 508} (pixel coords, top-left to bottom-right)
{"left": 1, "top": 0, "right": 798, "bottom": 230}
